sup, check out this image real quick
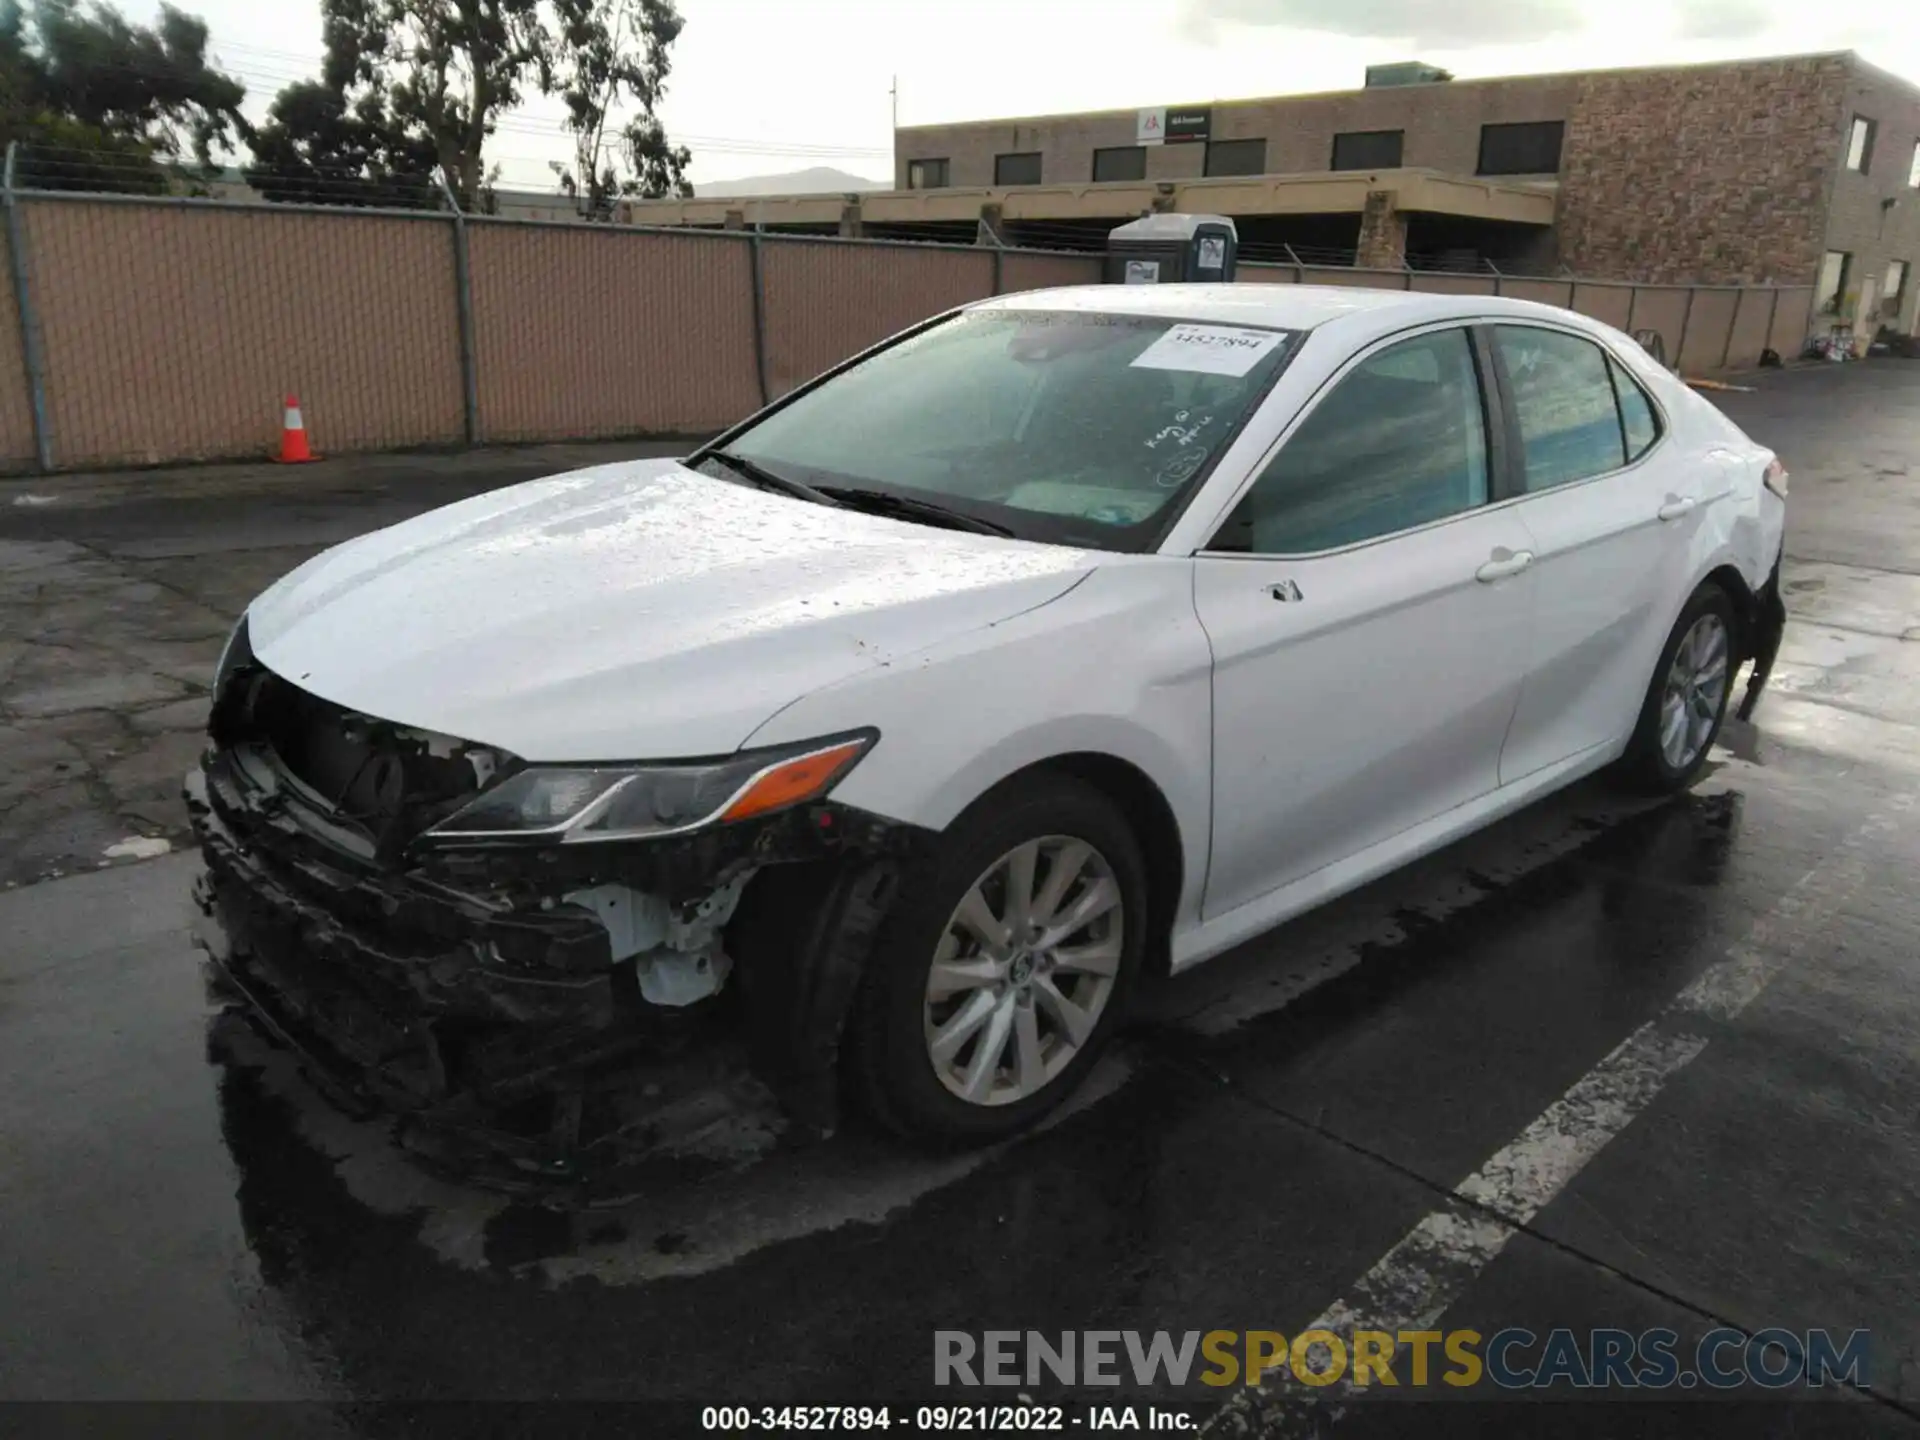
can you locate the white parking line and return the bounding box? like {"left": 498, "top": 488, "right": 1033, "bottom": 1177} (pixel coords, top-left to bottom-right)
{"left": 1207, "top": 798, "right": 1906, "bottom": 1432}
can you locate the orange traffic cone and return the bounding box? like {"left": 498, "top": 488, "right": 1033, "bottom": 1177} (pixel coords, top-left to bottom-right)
{"left": 275, "top": 394, "right": 318, "bottom": 463}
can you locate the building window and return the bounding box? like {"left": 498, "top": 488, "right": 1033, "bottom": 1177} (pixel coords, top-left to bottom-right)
{"left": 1092, "top": 146, "right": 1147, "bottom": 182}
{"left": 1203, "top": 138, "right": 1267, "bottom": 177}
{"left": 1846, "top": 116, "right": 1876, "bottom": 173}
{"left": 1476, "top": 120, "right": 1565, "bottom": 176}
{"left": 994, "top": 151, "right": 1042, "bottom": 186}
{"left": 1816, "top": 251, "right": 1851, "bottom": 315}
{"left": 1331, "top": 129, "right": 1404, "bottom": 171}
{"left": 1908, "top": 140, "right": 1920, "bottom": 189}
{"left": 906, "top": 158, "right": 949, "bottom": 189}
{"left": 1886, "top": 260, "right": 1909, "bottom": 314}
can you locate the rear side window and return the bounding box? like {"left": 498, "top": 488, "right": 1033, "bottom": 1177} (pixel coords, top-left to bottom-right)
{"left": 1210, "top": 327, "right": 1488, "bottom": 554}
{"left": 1609, "top": 358, "right": 1661, "bottom": 461}
{"left": 1494, "top": 326, "right": 1627, "bottom": 492}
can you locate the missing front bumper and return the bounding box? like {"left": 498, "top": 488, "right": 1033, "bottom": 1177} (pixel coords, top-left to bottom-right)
{"left": 190, "top": 790, "right": 681, "bottom": 1183}
{"left": 186, "top": 752, "right": 925, "bottom": 1189}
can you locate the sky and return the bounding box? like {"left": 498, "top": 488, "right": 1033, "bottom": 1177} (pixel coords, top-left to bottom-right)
{"left": 181, "top": 0, "right": 1920, "bottom": 192}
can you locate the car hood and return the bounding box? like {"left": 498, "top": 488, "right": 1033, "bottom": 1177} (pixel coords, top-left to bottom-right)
{"left": 246, "top": 459, "right": 1097, "bottom": 760}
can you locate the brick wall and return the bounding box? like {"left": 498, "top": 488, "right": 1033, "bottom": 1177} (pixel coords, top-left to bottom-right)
{"left": 1525, "top": 57, "right": 1848, "bottom": 285}
{"left": 1355, "top": 190, "right": 1406, "bottom": 268}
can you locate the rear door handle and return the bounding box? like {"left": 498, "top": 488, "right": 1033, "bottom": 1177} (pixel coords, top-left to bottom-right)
{"left": 1658, "top": 497, "right": 1698, "bottom": 522}
{"left": 1476, "top": 549, "right": 1534, "bottom": 582}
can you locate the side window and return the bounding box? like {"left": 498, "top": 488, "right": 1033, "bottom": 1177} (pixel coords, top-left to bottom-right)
{"left": 1210, "top": 328, "right": 1488, "bottom": 554}
{"left": 1608, "top": 357, "right": 1661, "bottom": 461}
{"left": 1494, "top": 326, "right": 1627, "bottom": 492}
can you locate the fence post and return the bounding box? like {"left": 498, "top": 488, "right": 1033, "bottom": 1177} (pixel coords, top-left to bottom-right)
{"left": 1765, "top": 286, "right": 1782, "bottom": 358}
{"left": 436, "top": 174, "right": 481, "bottom": 446}
{"left": 1489, "top": 257, "right": 1505, "bottom": 297}
{"left": 1675, "top": 286, "right": 1696, "bottom": 374}
{"left": 1284, "top": 244, "right": 1303, "bottom": 283}
{"left": 747, "top": 227, "right": 771, "bottom": 406}
{"left": 991, "top": 246, "right": 1003, "bottom": 296}
{"left": 1719, "top": 289, "right": 1741, "bottom": 371}
{"left": 3, "top": 143, "right": 53, "bottom": 473}
{"left": 1626, "top": 285, "right": 1640, "bottom": 335}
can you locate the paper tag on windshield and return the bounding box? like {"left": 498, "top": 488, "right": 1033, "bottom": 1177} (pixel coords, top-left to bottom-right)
{"left": 1131, "top": 324, "right": 1284, "bottom": 377}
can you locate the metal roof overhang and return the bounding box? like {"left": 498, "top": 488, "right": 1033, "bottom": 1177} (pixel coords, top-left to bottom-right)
{"left": 628, "top": 168, "right": 1556, "bottom": 229}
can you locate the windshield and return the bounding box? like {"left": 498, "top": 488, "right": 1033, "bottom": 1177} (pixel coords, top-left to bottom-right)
{"left": 711, "top": 308, "right": 1299, "bottom": 551}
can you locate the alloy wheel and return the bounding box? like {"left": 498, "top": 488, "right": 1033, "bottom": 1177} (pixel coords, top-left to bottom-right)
{"left": 1659, "top": 612, "right": 1731, "bottom": 770}
{"left": 921, "top": 835, "right": 1124, "bottom": 1107}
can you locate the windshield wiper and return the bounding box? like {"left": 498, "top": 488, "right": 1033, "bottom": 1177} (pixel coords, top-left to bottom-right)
{"left": 816, "top": 485, "right": 1014, "bottom": 538}
{"left": 701, "top": 450, "right": 845, "bottom": 509}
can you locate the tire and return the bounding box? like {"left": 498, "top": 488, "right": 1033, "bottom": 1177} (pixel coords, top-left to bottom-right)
{"left": 1613, "top": 582, "right": 1740, "bottom": 795}
{"left": 845, "top": 773, "right": 1149, "bottom": 1145}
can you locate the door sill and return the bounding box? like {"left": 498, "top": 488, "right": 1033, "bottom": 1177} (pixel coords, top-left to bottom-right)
{"left": 1173, "top": 740, "right": 1617, "bottom": 972}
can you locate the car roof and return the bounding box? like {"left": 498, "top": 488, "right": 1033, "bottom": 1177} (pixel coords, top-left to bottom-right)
{"left": 971, "top": 282, "right": 1586, "bottom": 337}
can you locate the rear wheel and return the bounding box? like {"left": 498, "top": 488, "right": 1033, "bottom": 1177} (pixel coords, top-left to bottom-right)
{"left": 1614, "top": 582, "right": 1738, "bottom": 793}
{"left": 846, "top": 775, "right": 1147, "bottom": 1144}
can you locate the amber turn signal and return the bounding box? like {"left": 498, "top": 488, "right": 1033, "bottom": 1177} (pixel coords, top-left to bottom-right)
{"left": 720, "top": 739, "right": 872, "bottom": 823}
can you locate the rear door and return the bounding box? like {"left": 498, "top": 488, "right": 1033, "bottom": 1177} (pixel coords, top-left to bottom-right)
{"left": 1193, "top": 324, "right": 1536, "bottom": 921}
{"left": 1490, "top": 323, "right": 1702, "bottom": 782}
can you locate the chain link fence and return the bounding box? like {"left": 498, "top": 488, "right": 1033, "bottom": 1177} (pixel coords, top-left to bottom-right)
{"left": 468, "top": 223, "right": 763, "bottom": 443}
{"left": 19, "top": 197, "right": 466, "bottom": 468}
{"left": 1239, "top": 262, "right": 1814, "bottom": 379}
{"left": 0, "top": 158, "right": 1814, "bottom": 475}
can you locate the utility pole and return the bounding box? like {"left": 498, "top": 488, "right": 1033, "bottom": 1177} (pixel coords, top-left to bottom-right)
{"left": 890, "top": 75, "right": 898, "bottom": 186}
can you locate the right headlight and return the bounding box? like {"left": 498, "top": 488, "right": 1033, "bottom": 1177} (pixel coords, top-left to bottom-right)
{"left": 421, "top": 732, "right": 876, "bottom": 847}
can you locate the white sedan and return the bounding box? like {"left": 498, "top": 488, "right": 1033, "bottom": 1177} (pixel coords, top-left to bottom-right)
{"left": 188, "top": 285, "right": 1788, "bottom": 1165}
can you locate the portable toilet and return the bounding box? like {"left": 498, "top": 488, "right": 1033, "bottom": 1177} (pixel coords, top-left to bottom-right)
{"left": 1104, "top": 214, "right": 1238, "bottom": 285}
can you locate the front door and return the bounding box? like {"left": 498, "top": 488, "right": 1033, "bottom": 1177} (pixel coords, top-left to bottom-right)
{"left": 1193, "top": 325, "right": 1535, "bottom": 921}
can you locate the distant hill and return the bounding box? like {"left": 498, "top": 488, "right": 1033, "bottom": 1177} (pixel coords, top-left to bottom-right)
{"left": 691, "top": 166, "right": 886, "bottom": 198}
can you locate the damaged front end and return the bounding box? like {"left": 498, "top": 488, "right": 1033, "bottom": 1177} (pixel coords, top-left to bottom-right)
{"left": 187, "top": 620, "right": 922, "bottom": 1190}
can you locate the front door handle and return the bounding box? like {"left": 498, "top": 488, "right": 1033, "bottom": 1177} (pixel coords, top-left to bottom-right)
{"left": 1658, "top": 496, "right": 1698, "bottom": 522}
{"left": 1476, "top": 548, "right": 1534, "bottom": 583}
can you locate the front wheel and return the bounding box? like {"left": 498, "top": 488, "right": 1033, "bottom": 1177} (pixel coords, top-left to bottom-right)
{"left": 1614, "top": 582, "right": 1739, "bottom": 794}
{"left": 845, "top": 775, "right": 1148, "bottom": 1144}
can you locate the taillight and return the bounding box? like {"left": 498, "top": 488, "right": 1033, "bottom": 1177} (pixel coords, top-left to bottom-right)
{"left": 1763, "top": 459, "right": 1789, "bottom": 499}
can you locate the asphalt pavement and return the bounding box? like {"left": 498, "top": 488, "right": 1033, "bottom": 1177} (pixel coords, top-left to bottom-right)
{"left": 3, "top": 366, "right": 1920, "bottom": 1435}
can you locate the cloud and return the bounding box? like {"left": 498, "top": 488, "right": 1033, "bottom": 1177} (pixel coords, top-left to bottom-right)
{"left": 1672, "top": 0, "right": 1775, "bottom": 40}
{"left": 1176, "top": 0, "right": 1587, "bottom": 49}
{"left": 1178, "top": 0, "right": 1785, "bottom": 48}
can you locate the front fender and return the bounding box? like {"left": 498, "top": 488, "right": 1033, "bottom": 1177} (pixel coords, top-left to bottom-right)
{"left": 744, "top": 561, "right": 1216, "bottom": 938}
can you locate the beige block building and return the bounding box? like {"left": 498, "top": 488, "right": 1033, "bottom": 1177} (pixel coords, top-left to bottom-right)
{"left": 884, "top": 52, "right": 1920, "bottom": 336}
{"left": 621, "top": 52, "right": 1920, "bottom": 345}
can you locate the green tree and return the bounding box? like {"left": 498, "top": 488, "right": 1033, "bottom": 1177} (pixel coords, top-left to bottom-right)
{"left": 247, "top": 0, "right": 690, "bottom": 212}
{"left": 245, "top": 2, "right": 440, "bottom": 208}
{"left": 0, "top": 0, "right": 247, "bottom": 193}
{"left": 551, "top": 0, "right": 689, "bottom": 216}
